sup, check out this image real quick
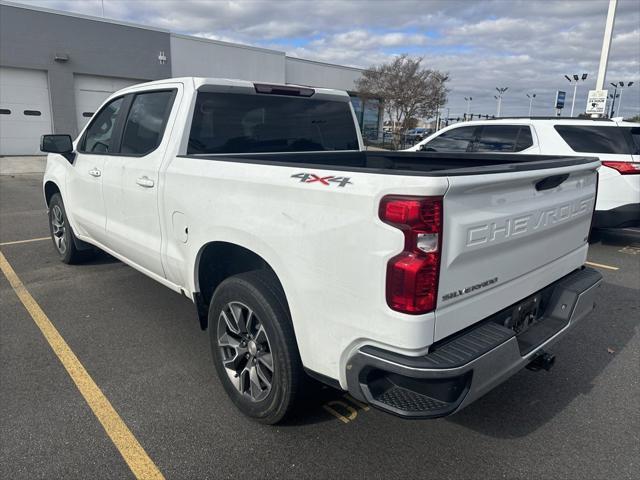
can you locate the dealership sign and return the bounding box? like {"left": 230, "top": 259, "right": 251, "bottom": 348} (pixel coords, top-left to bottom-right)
{"left": 586, "top": 89, "right": 608, "bottom": 115}
{"left": 555, "top": 90, "right": 566, "bottom": 109}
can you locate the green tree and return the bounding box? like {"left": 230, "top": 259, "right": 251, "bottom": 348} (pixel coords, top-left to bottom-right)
{"left": 356, "top": 55, "right": 449, "bottom": 141}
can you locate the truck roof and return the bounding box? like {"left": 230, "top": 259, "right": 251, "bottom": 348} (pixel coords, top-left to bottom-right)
{"left": 116, "top": 76, "right": 351, "bottom": 101}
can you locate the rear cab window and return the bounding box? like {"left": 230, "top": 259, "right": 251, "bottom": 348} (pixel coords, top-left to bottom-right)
{"left": 188, "top": 92, "right": 359, "bottom": 154}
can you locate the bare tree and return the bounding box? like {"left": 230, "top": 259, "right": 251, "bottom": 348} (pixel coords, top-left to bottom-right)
{"left": 356, "top": 55, "right": 449, "bottom": 142}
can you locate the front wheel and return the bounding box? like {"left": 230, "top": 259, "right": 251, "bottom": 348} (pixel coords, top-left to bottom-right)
{"left": 48, "top": 193, "right": 95, "bottom": 264}
{"left": 209, "top": 270, "right": 304, "bottom": 424}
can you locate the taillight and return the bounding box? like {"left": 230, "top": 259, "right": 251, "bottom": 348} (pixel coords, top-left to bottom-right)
{"left": 602, "top": 161, "right": 640, "bottom": 174}
{"left": 379, "top": 196, "right": 443, "bottom": 314}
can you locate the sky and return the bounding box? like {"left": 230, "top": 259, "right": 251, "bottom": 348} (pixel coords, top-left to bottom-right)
{"left": 11, "top": 0, "right": 640, "bottom": 120}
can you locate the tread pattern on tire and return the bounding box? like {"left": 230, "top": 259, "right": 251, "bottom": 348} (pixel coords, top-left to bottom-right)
{"left": 210, "top": 269, "right": 306, "bottom": 424}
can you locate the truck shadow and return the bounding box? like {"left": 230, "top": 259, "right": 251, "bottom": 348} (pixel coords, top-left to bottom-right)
{"left": 83, "top": 249, "right": 121, "bottom": 265}
{"left": 591, "top": 228, "right": 639, "bottom": 246}
{"left": 447, "top": 280, "right": 639, "bottom": 438}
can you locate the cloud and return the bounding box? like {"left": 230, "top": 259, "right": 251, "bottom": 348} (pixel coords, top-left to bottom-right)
{"left": 11, "top": 0, "right": 640, "bottom": 118}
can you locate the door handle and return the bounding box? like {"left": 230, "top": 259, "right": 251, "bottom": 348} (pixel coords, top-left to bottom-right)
{"left": 136, "top": 176, "right": 155, "bottom": 188}
{"left": 88, "top": 168, "right": 101, "bottom": 177}
{"left": 535, "top": 174, "right": 569, "bottom": 191}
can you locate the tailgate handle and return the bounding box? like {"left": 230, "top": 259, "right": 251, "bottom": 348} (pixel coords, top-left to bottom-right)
{"left": 535, "top": 174, "right": 569, "bottom": 191}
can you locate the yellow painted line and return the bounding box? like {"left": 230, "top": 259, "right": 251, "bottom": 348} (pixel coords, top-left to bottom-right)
{"left": 585, "top": 261, "right": 619, "bottom": 271}
{"left": 0, "top": 236, "right": 50, "bottom": 246}
{"left": 0, "top": 250, "right": 164, "bottom": 480}
{"left": 343, "top": 393, "right": 370, "bottom": 411}
{"left": 322, "top": 400, "right": 358, "bottom": 424}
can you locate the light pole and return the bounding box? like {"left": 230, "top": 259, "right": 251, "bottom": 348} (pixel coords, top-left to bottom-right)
{"left": 596, "top": 0, "right": 618, "bottom": 91}
{"left": 495, "top": 87, "right": 508, "bottom": 117}
{"left": 609, "top": 82, "right": 619, "bottom": 117}
{"left": 615, "top": 81, "right": 634, "bottom": 118}
{"left": 464, "top": 97, "right": 472, "bottom": 120}
{"left": 526, "top": 93, "right": 536, "bottom": 116}
{"left": 565, "top": 73, "right": 588, "bottom": 117}
{"left": 608, "top": 92, "right": 619, "bottom": 118}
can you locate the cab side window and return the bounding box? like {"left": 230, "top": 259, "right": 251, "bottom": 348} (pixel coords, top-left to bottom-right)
{"left": 422, "top": 126, "right": 477, "bottom": 152}
{"left": 80, "top": 97, "right": 124, "bottom": 153}
{"left": 120, "top": 91, "right": 175, "bottom": 155}
{"left": 554, "top": 125, "right": 632, "bottom": 154}
{"left": 474, "top": 125, "right": 533, "bottom": 152}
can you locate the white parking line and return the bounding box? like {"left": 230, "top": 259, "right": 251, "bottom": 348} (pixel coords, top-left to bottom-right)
{"left": 0, "top": 237, "right": 49, "bottom": 246}
{"left": 585, "top": 261, "right": 619, "bottom": 271}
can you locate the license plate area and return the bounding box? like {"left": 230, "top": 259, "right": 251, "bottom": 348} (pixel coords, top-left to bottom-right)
{"left": 502, "top": 293, "right": 544, "bottom": 335}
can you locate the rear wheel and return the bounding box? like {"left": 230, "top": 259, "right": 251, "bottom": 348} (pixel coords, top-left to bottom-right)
{"left": 48, "top": 193, "right": 95, "bottom": 264}
{"left": 209, "top": 270, "right": 304, "bottom": 424}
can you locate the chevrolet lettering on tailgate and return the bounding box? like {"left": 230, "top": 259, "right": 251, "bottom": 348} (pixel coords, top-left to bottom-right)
{"left": 466, "top": 197, "right": 593, "bottom": 247}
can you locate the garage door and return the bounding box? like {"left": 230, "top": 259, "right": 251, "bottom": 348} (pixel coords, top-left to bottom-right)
{"left": 74, "top": 75, "right": 144, "bottom": 132}
{"left": 0, "top": 67, "right": 53, "bottom": 155}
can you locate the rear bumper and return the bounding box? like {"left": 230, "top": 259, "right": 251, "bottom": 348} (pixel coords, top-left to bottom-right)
{"left": 594, "top": 203, "right": 640, "bottom": 229}
{"left": 345, "top": 267, "right": 602, "bottom": 419}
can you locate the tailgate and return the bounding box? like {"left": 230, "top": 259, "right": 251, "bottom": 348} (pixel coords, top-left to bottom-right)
{"left": 435, "top": 160, "right": 599, "bottom": 340}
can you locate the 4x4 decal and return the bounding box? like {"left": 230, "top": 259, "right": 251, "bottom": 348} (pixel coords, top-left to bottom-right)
{"left": 291, "top": 172, "right": 352, "bottom": 187}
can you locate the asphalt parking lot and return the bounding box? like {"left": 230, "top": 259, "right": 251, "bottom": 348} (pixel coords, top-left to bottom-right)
{"left": 1, "top": 173, "right": 638, "bottom": 480}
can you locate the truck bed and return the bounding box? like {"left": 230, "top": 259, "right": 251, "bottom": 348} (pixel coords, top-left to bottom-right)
{"left": 183, "top": 151, "right": 597, "bottom": 176}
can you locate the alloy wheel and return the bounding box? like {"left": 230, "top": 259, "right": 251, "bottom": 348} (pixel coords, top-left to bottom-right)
{"left": 51, "top": 205, "right": 67, "bottom": 254}
{"left": 217, "top": 301, "right": 274, "bottom": 402}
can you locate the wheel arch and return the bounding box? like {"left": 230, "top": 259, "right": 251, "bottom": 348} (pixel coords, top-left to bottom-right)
{"left": 43, "top": 180, "right": 61, "bottom": 206}
{"left": 194, "top": 241, "right": 291, "bottom": 330}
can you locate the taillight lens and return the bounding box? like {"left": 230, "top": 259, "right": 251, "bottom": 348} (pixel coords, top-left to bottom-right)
{"left": 602, "top": 161, "right": 640, "bottom": 174}
{"left": 380, "top": 196, "right": 443, "bottom": 314}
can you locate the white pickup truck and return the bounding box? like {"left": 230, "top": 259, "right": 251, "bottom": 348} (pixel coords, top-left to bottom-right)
{"left": 41, "top": 77, "right": 602, "bottom": 424}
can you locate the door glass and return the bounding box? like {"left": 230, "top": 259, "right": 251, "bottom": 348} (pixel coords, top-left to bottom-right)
{"left": 474, "top": 125, "right": 521, "bottom": 152}
{"left": 422, "top": 126, "right": 476, "bottom": 152}
{"left": 81, "top": 97, "right": 123, "bottom": 153}
{"left": 120, "top": 91, "right": 174, "bottom": 155}
{"left": 515, "top": 127, "right": 534, "bottom": 151}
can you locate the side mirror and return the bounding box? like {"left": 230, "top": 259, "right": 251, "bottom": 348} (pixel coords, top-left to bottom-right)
{"left": 41, "top": 134, "right": 75, "bottom": 163}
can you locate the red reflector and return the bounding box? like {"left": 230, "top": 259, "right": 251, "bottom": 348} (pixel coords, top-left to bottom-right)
{"left": 602, "top": 161, "right": 640, "bottom": 174}
{"left": 380, "top": 196, "right": 443, "bottom": 315}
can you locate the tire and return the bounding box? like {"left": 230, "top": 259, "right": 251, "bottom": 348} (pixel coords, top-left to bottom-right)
{"left": 208, "top": 270, "right": 304, "bottom": 424}
{"left": 48, "top": 193, "right": 95, "bottom": 264}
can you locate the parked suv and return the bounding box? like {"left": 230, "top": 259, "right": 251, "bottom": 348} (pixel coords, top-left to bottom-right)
{"left": 408, "top": 118, "right": 640, "bottom": 229}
